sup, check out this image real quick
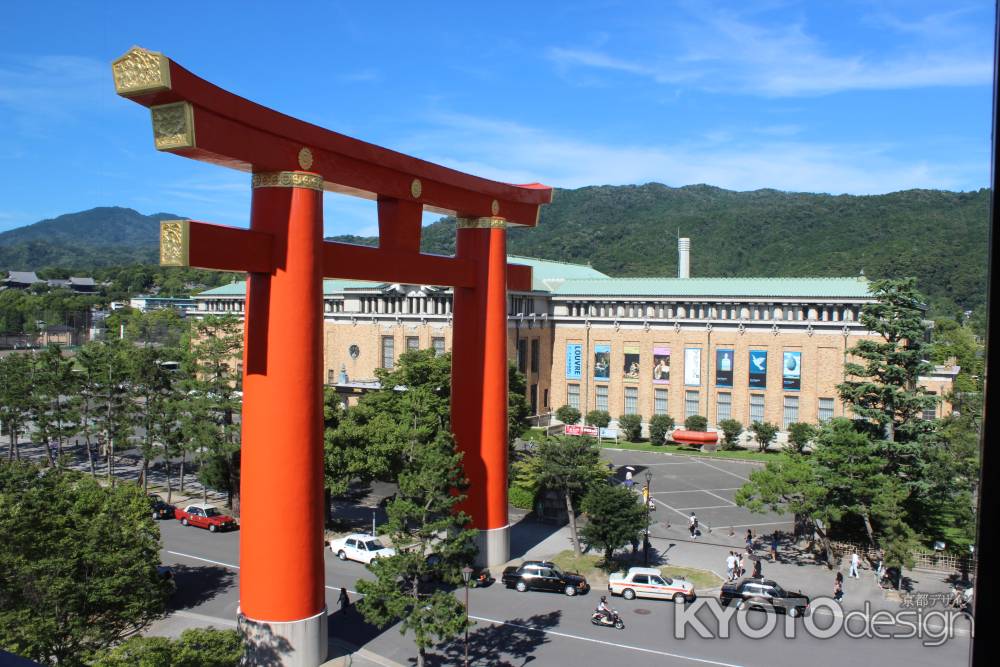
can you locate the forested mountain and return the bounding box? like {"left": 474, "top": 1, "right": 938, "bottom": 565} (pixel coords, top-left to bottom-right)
{"left": 0, "top": 207, "right": 177, "bottom": 269}
{"left": 1, "top": 185, "right": 988, "bottom": 318}
{"left": 332, "top": 184, "right": 989, "bottom": 317}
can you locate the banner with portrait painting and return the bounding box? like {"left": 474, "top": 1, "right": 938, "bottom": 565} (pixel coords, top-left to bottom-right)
{"left": 716, "top": 348, "right": 734, "bottom": 387}
{"left": 594, "top": 344, "right": 611, "bottom": 381}
{"left": 749, "top": 350, "right": 768, "bottom": 389}
{"left": 623, "top": 345, "right": 640, "bottom": 383}
{"left": 565, "top": 343, "right": 582, "bottom": 380}
{"left": 783, "top": 351, "right": 802, "bottom": 391}
{"left": 653, "top": 346, "right": 671, "bottom": 384}
{"left": 684, "top": 347, "right": 702, "bottom": 386}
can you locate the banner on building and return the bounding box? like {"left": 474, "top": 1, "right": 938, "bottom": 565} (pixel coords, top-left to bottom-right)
{"left": 623, "top": 345, "right": 640, "bottom": 383}
{"left": 565, "top": 343, "right": 582, "bottom": 380}
{"left": 783, "top": 351, "right": 802, "bottom": 391}
{"left": 684, "top": 348, "right": 702, "bottom": 386}
{"left": 716, "top": 348, "right": 734, "bottom": 387}
{"left": 749, "top": 350, "right": 768, "bottom": 389}
{"left": 565, "top": 424, "right": 599, "bottom": 437}
{"left": 653, "top": 346, "right": 671, "bottom": 384}
{"left": 594, "top": 344, "right": 611, "bottom": 381}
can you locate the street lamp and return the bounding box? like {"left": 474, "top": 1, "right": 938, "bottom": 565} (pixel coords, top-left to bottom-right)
{"left": 461, "top": 565, "right": 474, "bottom": 667}
{"left": 644, "top": 470, "right": 653, "bottom": 565}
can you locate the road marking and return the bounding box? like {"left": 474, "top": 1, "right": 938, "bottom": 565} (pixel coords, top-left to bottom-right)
{"left": 651, "top": 497, "right": 713, "bottom": 531}
{"left": 654, "top": 488, "right": 741, "bottom": 494}
{"left": 169, "top": 609, "right": 238, "bottom": 628}
{"left": 166, "top": 550, "right": 351, "bottom": 593}
{"left": 700, "top": 489, "right": 737, "bottom": 506}
{"left": 696, "top": 459, "right": 750, "bottom": 482}
{"left": 469, "top": 615, "right": 745, "bottom": 667}
{"left": 673, "top": 504, "right": 735, "bottom": 510}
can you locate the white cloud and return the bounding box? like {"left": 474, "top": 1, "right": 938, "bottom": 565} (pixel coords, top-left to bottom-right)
{"left": 402, "top": 111, "right": 982, "bottom": 195}
{"left": 546, "top": 5, "right": 992, "bottom": 96}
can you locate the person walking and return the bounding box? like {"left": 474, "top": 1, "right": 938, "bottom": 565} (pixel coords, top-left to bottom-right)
{"left": 624, "top": 469, "right": 634, "bottom": 491}
{"left": 738, "top": 553, "right": 746, "bottom": 578}
{"left": 850, "top": 550, "right": 860, "bottom": 578}
{"left": 770, "top": 532, "right": 779, "bottom": 562}
{"left": 752, "top": 557, "right": 762, "bottom": 579}
{"left": 338, "top": 587, "right": 351, "bottom": 614}
{"left": 689, "top": 513, "right": 699, "bottom": 539}
{"left": 745, "top": 529, "right": 753, "bottom": 552}
{"left": 834, "top": 572, "right": 844, "bottom": 602}
{"left": 726, "top": 552, "right": 736, "bottom": 581}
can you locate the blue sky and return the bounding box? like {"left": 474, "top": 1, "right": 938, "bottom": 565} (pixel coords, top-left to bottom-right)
{"left": 0, "top": 1, "right": 993, "bottom": 237}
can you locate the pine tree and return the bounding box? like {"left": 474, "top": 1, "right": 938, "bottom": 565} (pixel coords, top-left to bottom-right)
{"left": 534, "top": 436, "right": 604, "bottom": 556}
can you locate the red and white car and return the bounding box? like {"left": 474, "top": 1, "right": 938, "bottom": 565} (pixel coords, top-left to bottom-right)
{"left": 174, "top": 503, "right": 238, "bottom": 533}
{"left": 608, "top": 567, "right": 695, "bottom": 602}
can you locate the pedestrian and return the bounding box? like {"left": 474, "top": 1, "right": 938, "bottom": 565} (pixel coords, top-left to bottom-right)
{"left": 834, "top": 572, "right": 844, "bottom": 602}
{"left": 745, "top": 529, "right": 753, "bottom": 552}
{"left": 624, "top": 469, "right": 634, "bottom": 491}
{"left": 850, "top": 550, "right": 860, "bottom": 578}
{"left": 738, "top": 553, "right": 746, "bottom": 578}
{"left": 726, "top": 552, "right": 736, "bottom": 581}
{"left": 689, "top": 513, "right": 698, "bottom": 539}
{"left": 338, "top": 587, "right": 351, "bottom": 614}
{"left": 770, "top": 532, "right": 779, "bottom": 562}
{"left": 752, "top": 557, "right": 762, "bottom": 579}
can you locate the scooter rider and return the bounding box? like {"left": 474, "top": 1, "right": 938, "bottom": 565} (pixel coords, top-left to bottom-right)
{"left": 596, "top": 595, "right": 613, "bottom": 623}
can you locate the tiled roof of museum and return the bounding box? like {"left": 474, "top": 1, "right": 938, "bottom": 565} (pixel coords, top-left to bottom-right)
{"left": 547, "top": 276, "right": 871, "bottom": 298}
{"left": 195, "top": 258, "right": 870, "bottom": 299}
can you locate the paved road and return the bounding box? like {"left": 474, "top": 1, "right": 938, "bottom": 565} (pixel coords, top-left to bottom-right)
{"left": 158, "top": 520, "right": 971, "bottom": 667}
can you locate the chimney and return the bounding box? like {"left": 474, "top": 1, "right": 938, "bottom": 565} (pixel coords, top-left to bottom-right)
{"left": 678, "top": 237, "right": 690, "bottom": 279}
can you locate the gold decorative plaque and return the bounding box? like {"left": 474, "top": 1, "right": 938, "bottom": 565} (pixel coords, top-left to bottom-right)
{"left": 410, "top": 178, "right": 422, "bottom": 199}
{"left": 160, "top": 220, "right": 190, "bottom": 266}
{"left": 252, "top": 171, "right": 324, "bottom": 191}
{"left": 491, "top": 199, "right": 500, "bottom": 215}
{"left": 112, "top": 46, "right": 172, "bottom": 96}
{"left": 298, "top": 147, "right": 314, "bottom": 170}
{"left": 456, "top": 216, "right": 507, "bottom": 229}
{"left": 151, "top": 102, "right": 195, "bottom": 150}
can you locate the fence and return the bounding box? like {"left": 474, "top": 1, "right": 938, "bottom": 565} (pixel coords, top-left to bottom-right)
{"left": 829, "top": 539, "right": 976, "bottom": 575}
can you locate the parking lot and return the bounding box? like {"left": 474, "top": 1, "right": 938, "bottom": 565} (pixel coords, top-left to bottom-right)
{"left": 602, "top": 448, "right": 792, "bottom": 543}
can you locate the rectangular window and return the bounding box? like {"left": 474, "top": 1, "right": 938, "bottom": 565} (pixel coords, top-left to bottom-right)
{"left": 596, "top": 385, "right": 609, "bottom": 412}
{"left": 654, "top": 388, "right": 668, "bottom": 415}
{"left": 818, "top": 397, "right": 835, "bottom": 422}
{"left": 923, "top": 394, "right": 937, "bottom": 421}
{"left": 543, "top": 388, "right": 549, "bottom": 409}
{"left": 750, "top": 394, "right": 765, "bottom": 423}
{"left": 567, "top": 383, "right": 580, "bottom": 410}
{"left": 517, "top": 339, "right": 527, "bottom": 373}
{"left": 624, "top": 386, "right": 638, "bottom": 414}
{"left": 327, "top": 369, "right": 335, "bottom": 384}
{"left": 685, "top": 390, "right": 700, "bottom": 418}
{"left": 406, "top": 336, "right": 419, "bottom": 352}
{"left": 381, "top": 336, "right": 394, "bottom": 369}
{"left": 783, "top": 395, "right": 799, "bottom": 429}
{"left": 530, "top": 339, "right": 540, "bottom": 374}
{"left": 717, "top": 392, "right": 732, "bottom": 423}
{"left": 432, "top": 337, "right": 446, "bottom": 356}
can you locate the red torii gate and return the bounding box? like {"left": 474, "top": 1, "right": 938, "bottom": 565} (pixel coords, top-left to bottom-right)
{"left": 112, "top": 47, "right": 551, "bottom": 665}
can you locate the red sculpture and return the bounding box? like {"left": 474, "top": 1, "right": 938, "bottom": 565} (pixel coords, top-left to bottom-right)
{"left": 113, "top": 47, "right": 551, "bottom": 665}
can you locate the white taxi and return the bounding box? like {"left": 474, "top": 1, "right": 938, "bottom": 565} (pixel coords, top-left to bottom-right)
{"left": 328, "top": 533, "right": 396, "bottom": 564}
{"left": 608, "top": 566, "right": 696, "bottom": 602}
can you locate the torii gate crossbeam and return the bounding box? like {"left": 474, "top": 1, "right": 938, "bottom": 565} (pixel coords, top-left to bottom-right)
{"left": 112, "top": 47, "right": 551, "bottom": 666}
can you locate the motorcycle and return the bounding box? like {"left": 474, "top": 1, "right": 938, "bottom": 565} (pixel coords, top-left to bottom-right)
{"left": 591, "top": 609, "right": 625, "bottom": 630}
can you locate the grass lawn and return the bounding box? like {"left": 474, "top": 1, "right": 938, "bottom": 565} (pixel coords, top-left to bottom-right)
{"left": 551, "top": 550, "right": 610, "bottom": 588}
{"left": 600, "top": 440, "right": 777, "bottom": 462}
{"left": 661, "top": 565, "right": 724, "bottom": 590}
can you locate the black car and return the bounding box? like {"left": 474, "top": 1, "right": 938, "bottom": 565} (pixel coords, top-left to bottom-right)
{"left": 148, "top": 494, "right": 175, "bottom": 520}
{"left": 720, "top": 578, "right": 809, "bottom": 617}
{"left": 502, "top": 560, "right": 590, "bottom": 596}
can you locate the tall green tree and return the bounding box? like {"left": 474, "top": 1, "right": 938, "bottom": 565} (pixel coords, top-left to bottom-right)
{"left": 29, "top": 345, "right": 80, "bottom": 467}
{"left": 128, "top": 346, "right": 177, "bottom": 494}
{"left": 0, "top": 460, "right": 171, "bottom": 665}
{"left": 508, "top": 361, "right": 531, "bottom": 446}
{"left": 77, "top": 340, "right": 135, "bottom": 485}
{"left": 838, "top": 278, "right": 937, "bottom": 446}
{"left": 355, "top": 429, "right": 474, "bottom": 667}
{"left": 93, "top": 628, "right": 244, "bottom": 667}
{"left": 533, "top": 436, "right": 605, "bottom": 556}
{"left": 0, "top": 352, "right": 32, "bottom": 461}
{"left": 580, "top": 484, "right": 647, "bottom": 566}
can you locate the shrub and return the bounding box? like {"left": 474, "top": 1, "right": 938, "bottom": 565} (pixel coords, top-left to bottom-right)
{"left": 684, "top": 415, "right": 708, "bottom": 432}
{"left": 750, "top": 421, "right": 780, "bottom": 452}
{"left": 648, "top": 414, "right": 675, "bottom": 445}
{"left": 617, "top": 414, "right": 643, "bottom": 442}
{"left": 508, "top": 485, "right": 535, "bottom": 510}
{"left": 787, "top": 422, "right": 817, "bottom": 453}
{"left": 586, "top": 410, "right": 611, "bottom": 428}
{"left": 556, "top": 405, "right": 581, "bottom": 425}
{"left": 718, "top": 419, "right": 744, "bottom": 450}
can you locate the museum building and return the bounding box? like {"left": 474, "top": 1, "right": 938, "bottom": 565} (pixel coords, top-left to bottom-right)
{"left": 194, "top": 239, "right": 956, "bottom": 432}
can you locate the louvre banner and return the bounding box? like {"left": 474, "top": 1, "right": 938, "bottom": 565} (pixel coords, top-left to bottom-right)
{"left": 653, "top": 346, "right": 671, "bottom": 384}
{"left": 623, "top": 345, "right": 640, "bottom": 383}
{"left": 566, "top": 343, "right": 582, "bottom": 380}
{"left": 594, "top": 344, "right": 611, "bottom": 381}
{"left": 716, "top": 348, "right": 734, "bottom": 387}
{"left": 783, "top": 351, "right": 802, "bottom": 391}
{"left": 684, "top": 348, "right": 702, "bottom": 386}
{"left": 749, "top": 350, "right": 768, "bottom": 389}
